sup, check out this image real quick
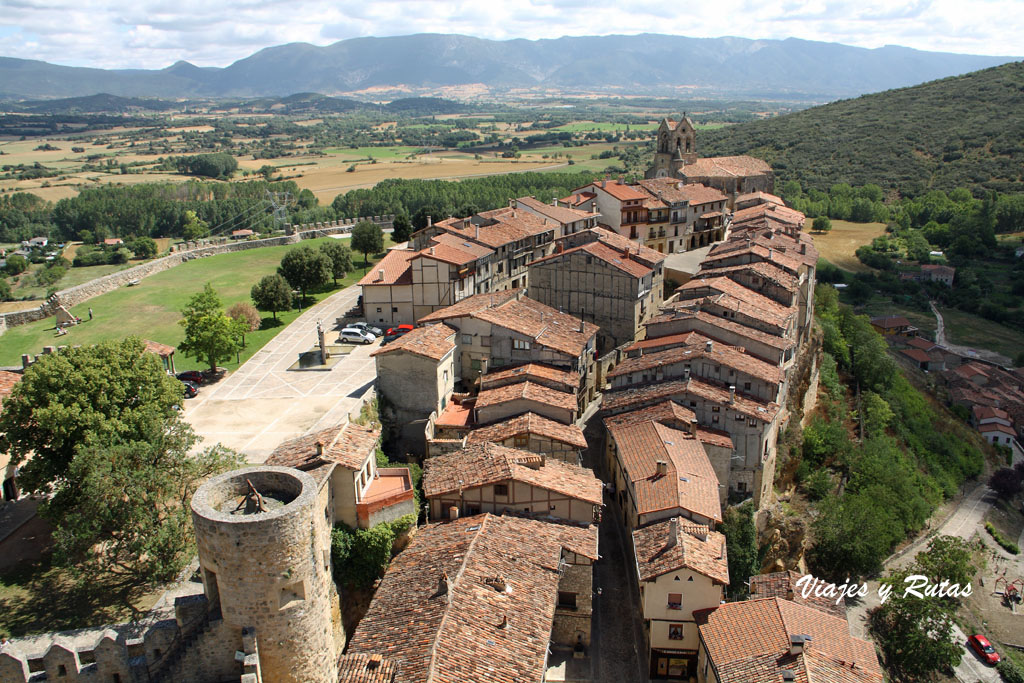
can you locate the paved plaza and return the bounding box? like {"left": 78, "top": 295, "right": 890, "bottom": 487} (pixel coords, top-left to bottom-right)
{"left": 183, "top": 283, "right": 380, "bottom": 462}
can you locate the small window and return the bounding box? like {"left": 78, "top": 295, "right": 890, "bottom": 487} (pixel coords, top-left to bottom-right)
{"left": 689, "top": 401, "right": 696, "bottom": 408}
{"left": 462, "top": 334, "right": 473, "bottom": 345}
{"left": 392, "top": 307, "right": 398, "bottom": 313}
{"left": 712, "top": 406, "right": 720, "bottom": 413}
{"left": 376, "top": 307, "right": 382, "bottom": 313}
{"left": 494, "top": 483, "right": 509, "bottom": 496}
{"left": 668, "top": 624, "right": 684, "bottom": 640}
{"left": 513, "top": 434, "right": 528, "bottom": 447}
{"left": 58, "top": 665, "right": 68, "bottom": 677}
{"left": 712, "top": 415, "right": 719, "bottom": 424}
{"left": 744, "top": 382, "right": 751, "bottom": 391}
{"left": 558, "top": 591, "right": 577, "bottom": 609}
{"left": 280, "top": 581, "right": 306, "bottom": 610}
{"left": 513, "top": 339, "right": 531, "bottom": 350}
{"left": 667, "top": 593, "right": 682, "bottom": 610}
{"left": 737, "top": 482, "right": 747, "bottom": 492}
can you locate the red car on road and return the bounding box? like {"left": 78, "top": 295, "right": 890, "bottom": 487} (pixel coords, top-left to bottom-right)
{"left": 967, "top": 634, "right": 1000, "bottom": 665}
{"left": 386, "top": 324, "right": 414, "bottom": 336}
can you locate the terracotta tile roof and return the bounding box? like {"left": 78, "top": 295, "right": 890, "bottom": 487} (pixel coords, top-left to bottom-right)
{"left": 645, "top": 308, "right": 796, "bottom": 353}
{"left": 347, "top": 514, "right": 597, "bottom": 683}
{"left": 586, "top": 227, "right": 666, "bottom": 266}
{"left": 681, "top": 155, "right": 772, "bottom": 179}
{"left": 695, "top": 426, "right": 735, "bottom": 450}
{"left": 733, "top": 203, "right": 806, "bottom": 228}
{"left": 981, "top": 422, "right": 1017, "bottom": 436}
{"left": 266, "top": 421, "right": 378, "bottom": 474}
{"left": 643, "top": 196, "right": 669, "bottom": 210}
{"left": 633, "top": 517, "right": 728, "bottom": 584}
{"left": 603, "top": 376, "right": 781, "bottom": 423}
{"left": 905, "top": 336, "right": 939, "bottom": 351}
{"left": 748, "top": 571, "right": 847, "bottom": 619}
{"left": 475, "top": 380, "right": 578, "bottom": 413}
{"left": 636, "top": 179, "right": 728, "bottom": 206}
{"left": 530, "top": 239, "right": 654, "bottom": 279}
{"left": 697, "top": 597, "right": 882, "bottom": 683}
{"left": 604, "top": 400, "right": 697, "bottom": 430}
{"left": 0, "top": 370, "right": 22, "bottom": 406}
{"left": 727, "top": 227, "right": 818, "bottom": 265}
{"left": 678, "top": 276, "right": 796, "bottom": 329}
{"left": 704, "top": 240, "right": 803, "bottom": 275}
{"left": 625, "top": 331, "right": 710, "bottom": 354}
{"left": 371, "top": 324, "right": 456, "bottom": 361}
{"left": 516, "top": 196, "right": 595, "bottom": 225}
{"left": 434, "top": 400, "right": 472, "bottom": 428}
{"left": 466, "top": 412, "right": 588, "bottom": 449}
{"left": 480, "top": 363, "right": 581, "bottom": 392}
{"left": 900, "top": 348, "right": 931, "bottom": 363}
{"left": 143, "top": 339, "right": 175, "bottom": 357}
{"left": 358, "top": 248, "right": 416, "bottom": 286}
{"left": 973, "top": 405, "right": 1010, "bottom": 421}
{"left": 414, "top": 233, "right": 494, "bottom": 266}
{"left": 607, "top": 420, "right": 721, "bottom": 522}
{"left": 559, "top": 190, "right": 597, "bottom": 207}
{"left": 921, "top": 264, "right": 955, "bottom": 277}
{"left": 424, "top": 443, "right": 539, "bottom": 497}
{"left": 677, "top": 294, "right": 793, "bottom": 333}
{"left": 433, "top": 208, "right": 557, "bottom": 249}
{"left": 425, "top": 293, "right": 599, "bottom": 358}
{"left": 337, "top": 653, "right": 400, "bottom": 682}
{"left": 696, "top": 262, "right": 799, "bottom": 294}
{"left": 588, "top": 179, "right": 649, "bottom": 202}
{"left": 608, "top": 336, "right": 784, "bottom": 385}
{"left": 870, "top": 315, "right": 912, "bottom": 329}
{"left": 737, "top": 191, "right": 785, "bottom": 206}
{"left": 952, "top": 362, "right": 990, "bottom": 380}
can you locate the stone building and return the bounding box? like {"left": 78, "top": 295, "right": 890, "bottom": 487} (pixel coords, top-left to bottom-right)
{"left": 464, "top": 412, "right": 588, "bottom": 464}
{"left": 632, "top": 517, "right": 728, "bottom": 680}
{"left": 357, "top": 248, "right": 417, "bottom": 327}
{"left": 636, "top": 179, "right": 729, "bottom": 252}
{"left": 528, "top": 228, "right": 666, "bottom": 352}
{"left": 474, "top": 380, "right": 579, "bottom": 425}
{"left": 346, "top": 514, "right": 600, "bottom": 678}
{"left": 646, "top": 116, "right": 698, "bottom": 178}
{"left": 422, "top": 442, "right": 602, "bottom": 524}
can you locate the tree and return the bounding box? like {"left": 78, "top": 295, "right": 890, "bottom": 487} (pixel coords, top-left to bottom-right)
{"left": 812, "top": 215, "right": 832, "bottom": 233}
{"left": 0, "top": 338, "right": 183, "bottom": 512}
{"left": 989, "top": 467, "right": 1022, "bottom": 499}
{"left": 128, "top": 236, "right": 158, "bottom": 259}
{"left": 391, "top": 212, "right": 413, "bottom": 243}
{"left": 351, "top": 221, "right": 384, "bottom": 268}
{"left": 182, "top": 210, "right": 210, "bottom": 241}
{"left": 319, "top": 240, "right": 354, "bottom": 285}
{"left": 913, "top": 535, "right": 978, "bottom": 591}
{"left": 0, "top": 278, "right": 10, "bottom": 301}
{"left": 54, "top": 420, "right": 241, "bottom": 583}
{"left": 278, "top": 245, "right": 331, "bottom": 305}
{"left": 251, "top": 274, "right": 292, "bottom": 321}
{"left": 226, "top": 301, "right": 261, "bottom": 346}
{"left": 720, "top": 500, "right": 759, "bottom": 599}
{"left": 177, "top": 284, "right": 244, "bottom": 374}
{"left": 4, "top": 254, "right": 28, "bottom": 275}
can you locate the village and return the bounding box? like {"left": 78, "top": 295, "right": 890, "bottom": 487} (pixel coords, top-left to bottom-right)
{"left": 0, "top": 114, "right": 1019, "bottom": 683}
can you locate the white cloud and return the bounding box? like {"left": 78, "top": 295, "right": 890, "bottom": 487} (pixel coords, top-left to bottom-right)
{"left": 0, "top": 0, "right": 1017, "bottom": 70}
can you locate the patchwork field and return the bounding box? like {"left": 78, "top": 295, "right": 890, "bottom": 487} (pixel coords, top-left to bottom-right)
{"left": 807, "top": 218, "right": 887, "bottom": 272}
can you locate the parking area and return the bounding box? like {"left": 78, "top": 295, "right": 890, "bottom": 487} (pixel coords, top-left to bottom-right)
{"left": 183, "top": 284, "right": 381, "bottom": 462}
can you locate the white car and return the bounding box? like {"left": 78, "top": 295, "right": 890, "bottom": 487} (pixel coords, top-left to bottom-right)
{"left": 340, "top": 327, "right": 376, "bottom": 344}
{"left": 347, "top": 321, "right": 384, "bottom": 336}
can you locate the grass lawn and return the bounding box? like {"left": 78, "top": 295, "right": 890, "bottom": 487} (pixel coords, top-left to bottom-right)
{"left": 0, "top": 236, "right": 394, "bottom": 369}
{"left": 549, "top": 121, "right": 657, "bottom": 133}
{"left": 10, "top": 262, "right": 134, "bottom": 300}
{"left": 937, "top": 306, "right": 1024, "bottom": 361}
{"left": 322, "top": 146, "right": 422, "bottom": 160}
{"left": 807, "top": 218, "right": 887, "bottom": 273}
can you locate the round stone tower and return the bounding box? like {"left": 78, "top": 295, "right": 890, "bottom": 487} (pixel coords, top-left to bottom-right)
{"left": 191, "top": 466, "right": 337, "bottom": 683}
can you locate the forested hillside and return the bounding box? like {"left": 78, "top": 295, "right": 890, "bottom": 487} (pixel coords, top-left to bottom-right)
{"left": 699, "top": 61, "right": 1024, "bottom": 195}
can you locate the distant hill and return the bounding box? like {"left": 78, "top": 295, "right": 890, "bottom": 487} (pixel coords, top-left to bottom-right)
{"left": 10, "top": 93, "right": 182, "bottom": 113}
{"left": 698, "top": 61, "right": 1024, "bottom": 195}
{"left": 0, "top": 34, "right": 1017, "bottom": 102}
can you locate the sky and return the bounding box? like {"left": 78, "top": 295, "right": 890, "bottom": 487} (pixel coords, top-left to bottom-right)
{"left": 0, "top": 0, "right": 1018, "bottom": 70}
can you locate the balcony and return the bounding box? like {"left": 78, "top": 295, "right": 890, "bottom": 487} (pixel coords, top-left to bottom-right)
{"left": 356, "top": 468, "right": 416, "bottom": 528}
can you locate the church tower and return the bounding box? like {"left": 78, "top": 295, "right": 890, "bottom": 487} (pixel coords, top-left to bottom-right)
{"left": 645, "top": 116, "right": 697, "bottom": 179}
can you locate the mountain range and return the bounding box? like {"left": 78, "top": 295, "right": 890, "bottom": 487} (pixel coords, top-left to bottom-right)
{"left": 0, "top": 33, "right": 1018, "bottom": 102}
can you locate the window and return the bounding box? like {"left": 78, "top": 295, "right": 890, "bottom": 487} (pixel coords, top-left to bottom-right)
{"left": 392, "top": 307, "right": 398, "bottom": 313}
{"left": 712, "top": 406, "right": 720, "bottom": 412}
{"left": 462, "top": 334, "right": 473, "bottom": 345}
{"left": 514, "top": 434, "right": 529, "bottom": 447}
{"left": 376, "top": 307, "right": 382, "bottom": 313}
{"left": 280, "top": 581, "right": 306, "bottom": 610}
{"left": 668, "top": 624, "right": 684, "bottom": 640}
{"left": 737, "top": 482, "right": 747, "bottom": 492}
{"left": 494, "top": 483, "right": 509, "bottom": 496}
{"left": 744, "top": 382, "right": 751, "bottom": 391}
{"left": 513, "top": 339, "right": 531, "bottom": 350}
{"left": 667, "top": 593, "right": 682, "bottom": 610}
{"left": 558, "top": 591, "right": 577, "bottom": 609}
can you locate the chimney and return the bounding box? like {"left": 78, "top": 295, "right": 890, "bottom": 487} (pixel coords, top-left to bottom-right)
{"left": 656, "top": 460, "right": 668, "bottom": 476}
{"left": 689, "top": 418, "right": 698, "bottom": 435}
{"left": 427, "top": 215, "right": 432, "bottom": 227}
{"left": 729, "top": 385, "right": 736, "bottom": 404}
{"left": 449, "top": 505, "right": 459, "bottom": 520}
{"left": 552, "top": 195, "right": 557, "bottom": 206}
{"left": 665, "top": 518, "right": 678, "bottom": 548}
{"left": 789, "top": 635, "right": 810, "bottom": 656}
{"left": 768, "top": 247, "right": 773, "bottom": 259}
{"left": 476, "top": 225, "right": 480, "bottom": 240}
{"left": 781, "top": 671, "right": 796, "bottom": 682}
{"left": 705, "top": 340, "right": 713, "bottom": 353}
{"left": 315, "top": 441, "right": 324, "bottom": 456}
{"left": 377, "top": 269, "right": 385, "bottom": 282}
{"left": 434, "top": 570, "right": 454, "bottom": 601}
{"left": 497, "top": 614, "right": 509, "bottom": 630}
{"left": 601, "top": 177, "right": 607, "bottom": 189}
{"left": 579, "top": 306, "right": 586, "bottom": 333}
{"left": 429, "top": 246, "right": 435, "bottom": 255}
{"left": 801, "top": 243, "right": 807, "bottom": 254}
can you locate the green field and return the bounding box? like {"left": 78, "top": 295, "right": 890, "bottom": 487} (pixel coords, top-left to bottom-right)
{"left": 937, "top": 306, "right": 1024, "bottom": 360}
{"left": 0, "top": 237, "right": 393, "bottom": 370}
{"left": 10, "top": 262, "right": 134, "bottom": 300}
{"left": 549, "top": 121, "right": 658, "bottom": 133}
{"left": 322, "top": 146, "right": 423, "bottom": 160}
{"left": 856, "top": 297, "right": 938, "bottom": 338}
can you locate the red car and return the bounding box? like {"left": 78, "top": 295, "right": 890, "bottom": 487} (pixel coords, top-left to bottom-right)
{"left": 177, "top": 370, "right": 204, "bottom": 385}
{"left": 385, "top": 324, "right": 414, "bottom": 336}
{"left": 967, "top": 634, "right": 1000, "bottom": 665}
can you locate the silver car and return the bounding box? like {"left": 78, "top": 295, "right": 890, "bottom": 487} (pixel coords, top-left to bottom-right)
{"left": 340, "top": 327, "right": 376, "bottom": 344}
{"left": 348, "top": 321, "right": 384, "bottom": 336}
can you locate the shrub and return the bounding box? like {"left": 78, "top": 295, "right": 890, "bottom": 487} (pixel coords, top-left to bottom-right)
{"left": 330, "top": 514, "right": 416, "bottom": 588}
{"left": 803, "top": 469, "right": 833, "bottom": 501}
{"left": 989, "top": 467, "right": 1023, "bottom": 499}
{"left": 985, "top": 522, "right": 1021, "bottom": 554}
{"left": 997, "top": 660, "right": 1024, "bottom": 683}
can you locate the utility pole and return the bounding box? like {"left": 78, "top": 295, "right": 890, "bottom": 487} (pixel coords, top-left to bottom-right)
{"left": 266, "top": 189, "right": 292, "bottom": 234}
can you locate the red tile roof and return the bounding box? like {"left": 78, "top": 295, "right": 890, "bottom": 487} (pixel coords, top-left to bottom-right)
{"left": 973, "top": 405, "right": 1010, "bottom": 421}
{"left": 265, "top": 421, "right": 378, "bottom": 474}
{"left": 681, "top": 155, "right": 772, "bottom": 179}
{"left": 905, "top": 336, "right": 939, "bottom": 351}
{"left": 347, "top": 514, "right": 597, "bottom": 683}
{"left": 586, "top": 227, "right": 666, "bottom": 267}
{"left": 608, "top": 336, "right": 784, "bottom": 385}
{"left": 589, "top": 179, "right": 649, "bottom": 202}
{"left": 696, "top": 261, "right": 799, "bottom": 294}
{"left": 143, "top": 339, "right": 175, "bottom": 357}
{"left": 337, "top": 653, "right": 400, "bottom": 682}
{"left": 358, "top": 249, "right": 416, "bottom": 286}
{"left": 870, "top": 315, "right": 912, "bottom": 329}
{"left": 417, "top": 289, "right": 519, "bottom": 323}
{"left": 645, "top": 308, "right": 796, "bottom": 353}
{"left": 431, "top": 208, "right": 557, "bottom": 250}
{"left": 516, "top": 196, "right": 595, "bottom": 225}
{"left": 704, "top": 240, "right": 803, "bottom": 275}
{"left": 633, "top": 517, "right": 728, "bottom": 584}
{"left": 636, "top": 179, "right": 728, "bottom": 206}
{"left": 678, "top": 276, "right": 796, "bottom": 329}
{"left": 603, "top": 376, "right": 780, "bottom": 423}
{"left": 604, "top": 400, "right": 697, "bottom": 430}
{"left": 0, "top": 370, "right": 21, "bottom": 408}
{"left": 530, "top": 239, "right": 654, "bottom": 279}
{"left": 607, "top": 420, "right": 722, "bottom": 522}
{"left": 466, "top": 412, "right": 587, "bottom": 449}
{"left": 900, "top": 348, "right": 931, "bottom": 363}
{"left": 559, "top": 190, "right": 597, "bottom": 207}
{"left": 434, "top": 400, "right": 472, "bottom": 428}
{"left": 748, "top": 571, "right": 847, "bottom": 619}
{"left": 980, "top": 422, "right": 1017, "bottom": 436}
{"left": 480, "top": 363, "right": 581, "bottom": 392}
{"left": 475, "top": 380, "right": 577, "bottom": 413}
{"left": 371, "top": 324, "right": 456, "bottom": 361}
{"left": 736, "top": 191, "right": 785, "bottom": 206}
{"left": 414, "top": 233, "right": 494, "bottom": 266}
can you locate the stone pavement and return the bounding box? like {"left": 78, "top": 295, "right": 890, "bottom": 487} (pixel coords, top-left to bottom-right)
{"left": 183, "top": 283, "right": 379, "bottom": 462}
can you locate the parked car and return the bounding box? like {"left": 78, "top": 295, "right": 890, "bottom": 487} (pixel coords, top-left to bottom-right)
{"left": 340, "top": 327, "right": 376, "bottom": 344}
{"left": 181, "top": 380, "right": 199, "bottom": 399}
{"left": 967, "top": 634, "right": 1000, "bottom": 665}
{"left": 176, "top": 370, "right": 204, "bottom": 385}
{"left": 385, "top": 324, "right": 414, "bottom": 337}
{"left": 347, "top": 321, "right": 384, "bottom": 336}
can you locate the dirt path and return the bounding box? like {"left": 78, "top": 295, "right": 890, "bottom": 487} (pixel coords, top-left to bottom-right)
{"left": 930, "top": 301, "right": 1012, "bottom": 366}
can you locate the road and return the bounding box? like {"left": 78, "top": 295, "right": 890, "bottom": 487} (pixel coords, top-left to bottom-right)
{"left": 930, "top": 301, "right": 1011, "bottom": 366}
{"left": 183, "top": 283, "right": 379, "bottom": 461}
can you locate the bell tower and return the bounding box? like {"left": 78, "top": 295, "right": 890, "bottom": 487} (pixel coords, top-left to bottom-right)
{"left": 646, "top": 115, "right": 698, "bottom": 179}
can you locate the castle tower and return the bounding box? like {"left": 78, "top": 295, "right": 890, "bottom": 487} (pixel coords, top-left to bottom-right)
{"left": 646, "top": 116, "right": 698, "bottom": 179}
{"left": 191, "top": 467, "right": 339, "bottom": 683}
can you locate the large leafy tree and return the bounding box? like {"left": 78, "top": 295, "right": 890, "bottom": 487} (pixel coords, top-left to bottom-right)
{"left": 391, "top": 212, "right": 413, "bottom": 243}
{"left": 0, "top": 337, "right": 182, "bottom": 507}
{"left": 720, "top": 500, "right": 759, "bottom": 600}
{"left": 178, "top": 283, "right": 244, "bottom": 373}
{"left": 350, "top": 221, "right": 384, "bottom": 269}
{"left": 55, "top": 420, "right": 241, "bottom": 583}
{"left": 278, "top": 245, "right": 331, "bottom": 304}
{"left": 319, "top": 240, "right": 354, "bottom": 285}
{"left": 251, "top": 273, "right": 293, "bottom": 320}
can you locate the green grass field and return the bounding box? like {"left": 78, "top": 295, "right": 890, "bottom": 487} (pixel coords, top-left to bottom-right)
{"left": 937, "top": 306, "right": 1024, "bottom": 360}
{"left": 549, "top": 122, "right": 658, "bottom": 133}
{"left": 322, "top": 146, "right": 423, "bottom": 160}
{"left": 0, "top": 237, "right": 394, "bottom": 370}
{"left": 10, "top": 262, "right": 134, "bottom": 300}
